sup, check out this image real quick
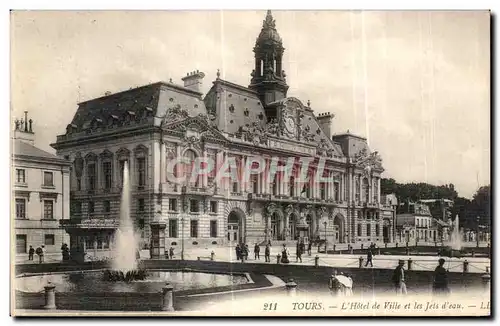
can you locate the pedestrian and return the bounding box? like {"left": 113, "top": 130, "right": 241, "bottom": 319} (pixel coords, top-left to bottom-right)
{"left": 296, "top": 241, "right": 301, "bottom": 262}
{"left": 307, "top": 241, "right": 312, "bottom": 256}
{"left": 433, "top": 258, "right": 450, "bottom": 296}
{"left": 265, "top": 244, "right": 271, "bottom": 262}
{"left": 244, "top": 244, "right": 249, "bottom": 261}
{"left": 169, "top": 247, "right": 175, "bottom": 259}
{"left": 235, "top": 244, "right": 241, "bottom": 261}
{"left": 300, "top": 241, "right": 305, "bottom": 258}
{"left": 365, "top": 249, "right": 373, "bottom": 267}
{"left": 392, "top": 260, "right": 407, "bottom": 295}
{"left": 268, "top": 239, "right": 272, "bottom": 247}
{"left": 28, "top": 245, "right": 34, "bottom": 261}
{"left": 254, "top": 243, "right": 260, "bottom": 260}
{"left": 281, "top": 244, "right": 289, "bottom": 264}
{"left": 36, "top": 245, "right": 45, "bottom": 264}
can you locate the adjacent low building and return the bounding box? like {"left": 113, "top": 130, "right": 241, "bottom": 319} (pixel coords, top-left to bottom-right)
{"left": 12, "top": 112, "right": 71, "bottom": 260}
{"left": 395, "top": 202, "right": 440, "bottom": 244}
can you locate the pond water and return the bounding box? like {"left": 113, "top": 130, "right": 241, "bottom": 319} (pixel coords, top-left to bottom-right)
{"left": 16, "top": 270, "right": 249, "bottom": 293}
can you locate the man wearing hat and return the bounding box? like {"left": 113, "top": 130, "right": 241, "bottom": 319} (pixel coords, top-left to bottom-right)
{"left": 432, "top": 258, "right": 449, "bottom": 295}
{"left": 392, "top": 260, "right": 407, "bottom": 295}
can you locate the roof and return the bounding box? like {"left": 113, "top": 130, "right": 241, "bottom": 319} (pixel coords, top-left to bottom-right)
{"left": 62, "top": 81, "right": 207, "bottom": 135}
{"left": 13, "top": 139, "right": 69, "bottom": 164}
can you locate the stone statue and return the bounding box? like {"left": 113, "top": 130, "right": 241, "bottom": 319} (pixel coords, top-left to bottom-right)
{"left": 14, "top": 119, "right": 19, "bottom": 130}
{"left": 28, "top": 119, "right": 33, "bottom": 132}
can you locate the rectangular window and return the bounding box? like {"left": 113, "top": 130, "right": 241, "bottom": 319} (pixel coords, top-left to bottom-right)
{"left": 16, "top": 169, "right": 26, "bottom": 183}
{"left": 210, "top": 220, "right": 217, "bottom": 238}
{"left": 16, "top": 234, "right": 27, "bottom": 254}
{"left": 210, "top": 201, "right": 217, "bottom": 213}
{"left": 168, "top": 219, "right": 178, "bottom": 238}
{"left": 88, "top": 201, "right": 95, "bottom": 215}
{"left": 137, "top": 157, "right": 146, "bottom": 187}
{"left": 15, "top": 198, "right": 26, "bottom": 219}
{"left": 320, "top": 183, "right": 326, "bottom": 200}
{"left": 367, "top": 224, "right": 371, "bottom": 236}
{"left": 44, "top": 234, "right": 55, "bottom": 246}
{"left": 190, "top": 199, "right": 199, "bottom": 213}
{"left": 43, "top": 200, "right": 54, "bottom": 219}
{"left": 232, "top": 182, "right": 238, "bottom": 193}
{"left": 169, "top": 198, "right": 177, "bottom": 211}
{"left": 376, "top": 224, "right": 380, "bottom": 236}
{"left": 103, "top": 161, "right": 112, "bottom": 189}
{"left": 251, "top": 174, "right": 258, "bottom": 194}
{"left": 86, "top": 236, "right": 94, "bottom": 249}
{"left": 71, "top": 201, "right": 82, "bottom": 215}
{"left": 190, "top": 220, "right": 199, "bottom": 238}
{"left": 77, "top": 179, "right": 82, "bottom": 191}
{"left": 43, "top": 171, "right": 54, "bottom": 187}
{"left": 103, "top": 200, "right": 111, "bottom": 213}
{"left": 119, "top": 160, "right": 128, "bottom": 184}
{"left": 87, "top": 163, "right": 96, "bottom": 190}
{"left": 138, "top": 198, "right": 145, "bottom": 212}
{"left": 334, "top": 182, "right": 340, "bottom": 202}
{"left": 357, "top": 224, "right": 362, "bottom": 236}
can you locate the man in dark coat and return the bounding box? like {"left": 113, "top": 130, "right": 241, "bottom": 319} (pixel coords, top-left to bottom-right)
{"left": 433, "top": 258, "right": 449, "bottom": 296}
{"left": 28, "top": 245, "right": 35, "bottom": 261}
{"left": 264, "top": 244, "right": 271, "bottom": 262}
{"left": 365, "top": 249, "right": 373, "bottom": 267}
{"left": 392, "top": 260, "right": 407, "bottom": 295}
{"left": 254, "top": 243, "right": 260, "bottom": 260}
{"left": 235, "top": 244, "right": 241, "bottom": 261}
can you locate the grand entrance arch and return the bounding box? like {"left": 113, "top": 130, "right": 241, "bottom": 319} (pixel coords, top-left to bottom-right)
{"left": 288, "top": 213, "right": 300, "bottom": 240}
{"left": 227, "top": 209, "right": 245, "bottom": 245}
{"left": 333, "top": 214, "right": 345, "bottom": 243}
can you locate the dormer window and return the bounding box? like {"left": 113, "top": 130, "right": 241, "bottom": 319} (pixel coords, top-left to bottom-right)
{"left": 229, "top": 104, "right": 235, "bottom": 113}
{"left": 244, "top": 108, "right": 249, "bottom": 116}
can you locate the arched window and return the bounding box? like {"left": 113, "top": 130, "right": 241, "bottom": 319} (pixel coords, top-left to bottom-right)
{"left": 183, "top": 150, "right": 198, "bottom": 187}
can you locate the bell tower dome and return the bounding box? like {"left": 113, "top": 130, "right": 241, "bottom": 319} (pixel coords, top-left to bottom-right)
{"left": 249, "top": 10, "right": 289, "bottom": 107}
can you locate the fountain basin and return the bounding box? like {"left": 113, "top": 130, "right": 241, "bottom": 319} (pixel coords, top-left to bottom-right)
{"left": 438, "top": 247, "right": 463, "bottom": 258}
{"left": 16, "top": 270, "right": 249, "bottom": 294}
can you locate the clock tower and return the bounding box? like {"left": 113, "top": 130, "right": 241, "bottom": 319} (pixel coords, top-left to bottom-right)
{"left": 249, "top": 10, "right": 289, "bottom": 108}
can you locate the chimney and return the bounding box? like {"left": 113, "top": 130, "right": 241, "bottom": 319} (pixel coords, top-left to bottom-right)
{"left": 13, "top": 111, "right": 35, "bottom": 145}
{"left": 317, "top": 112, "right": 334, "bottom": 138}
{"left": 181, "top": 70, "right": 205, "bottom": 94}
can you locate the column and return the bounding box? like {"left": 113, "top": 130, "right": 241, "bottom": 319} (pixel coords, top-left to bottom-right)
{"left": 160, "top": 143, "right": 165, "bottom": 187}
{"left": 348, "top": 170, "right": 353, "bottom": 203}
{"left": 202, "top": 149, "right": 208, "bottom": 188}
{"left": 176, "top": 145, "right": 182, "bottom": 190}
{"left": 368, "top": 177, "right": 372, "bottom": 203}
{"left": 377, "top": 177, "right": 381, "bottom": 203}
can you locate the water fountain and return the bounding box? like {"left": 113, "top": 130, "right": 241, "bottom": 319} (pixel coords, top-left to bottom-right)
{"left": 105, "top": 161, "right": 146, "bottom": 282}
{"left": 440, "top": 215, "right": 463, "bottom": 258}
{"left": 449, "top": 215, "right": 463, "bottom": 251}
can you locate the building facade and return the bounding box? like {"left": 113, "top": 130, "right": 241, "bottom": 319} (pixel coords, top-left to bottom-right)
{"left": 52, "top": 11, "right": 395, "bottom": 260}
{"left": 395, "top": 202, "right": 439, "bottom": 244}
{"left": 12, "top": 112, "right": 71, "bottom": 259}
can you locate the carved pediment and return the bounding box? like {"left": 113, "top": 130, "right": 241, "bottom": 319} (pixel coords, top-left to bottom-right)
{"left": 99, "top": 149, "right": 113, "bottom": 159}
{"left": 84, "top": 152, "right": 97, "bottom": 162}
{"left": 116, "top": 147, "right": 131, "bottom": 158}
{"left": 237, "top": 121, "right": 269, "bottom": 145}
{"left": 353, "top": 148, "right": 383, "bottom": 171}
{"left": 317, "top": 138, "right": 334, "bottom": 157}
{"left": 161, "top": 104, "right": 189, "bottom": 125}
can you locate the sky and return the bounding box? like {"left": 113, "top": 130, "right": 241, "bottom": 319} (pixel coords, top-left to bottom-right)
{"left": 10, "top": 10, "right": 490, "bottom": 198}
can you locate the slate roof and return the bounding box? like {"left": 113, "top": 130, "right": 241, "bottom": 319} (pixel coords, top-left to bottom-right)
{"left": 13, "top": 139, "right": 69, "bottom": 164}
{"left": 68, "top": 81, "right": 207, "bottom": 131}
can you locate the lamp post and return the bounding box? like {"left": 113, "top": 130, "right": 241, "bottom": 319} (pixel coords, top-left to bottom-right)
{"left": 476, "top": 216, "right": 480, "bottom": 248}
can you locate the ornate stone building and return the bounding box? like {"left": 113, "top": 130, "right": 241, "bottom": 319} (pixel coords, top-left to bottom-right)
{"left": 52, "top": 11, "right": 395, "bottom": 260}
